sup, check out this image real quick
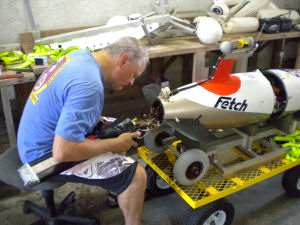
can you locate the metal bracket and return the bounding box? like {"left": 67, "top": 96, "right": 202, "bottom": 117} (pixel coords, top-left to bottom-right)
{"left": 141, "top": 18, "right": 154, "bottom": 45}
{"left": 35, "top": 15, "right": 172, "bottom": 48}
{"left": 33, "top": 0, "right": 196, "bottom": 48}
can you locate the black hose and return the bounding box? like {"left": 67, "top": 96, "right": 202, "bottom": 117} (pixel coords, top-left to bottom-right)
{"left": 170, "top": 54, "right": 224, "bottom": 96}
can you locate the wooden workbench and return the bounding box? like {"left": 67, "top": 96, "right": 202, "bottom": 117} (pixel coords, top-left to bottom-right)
{"left": 0, "top": 70, "right": 35, "bottom": 146}
{"left": 146, "top": 31, "right": 300, "bottom": 81}
{"left": 25, "top": 30, "right": 300, "bottom": 81}
{"left": 147, "top": 31, "right": 300, "bottom": 57}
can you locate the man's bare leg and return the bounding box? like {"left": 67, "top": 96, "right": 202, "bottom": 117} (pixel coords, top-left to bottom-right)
{"left": 118, "top": 163, "right": 147, "bottom": 225}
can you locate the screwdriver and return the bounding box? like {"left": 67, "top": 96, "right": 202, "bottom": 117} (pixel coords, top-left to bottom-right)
{"left": 0, "top": 74, "right": 24, "bottom": 79}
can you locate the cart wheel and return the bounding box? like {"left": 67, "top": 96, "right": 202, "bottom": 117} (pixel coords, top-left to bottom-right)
{"left": 146, "top": 165, "right": 174, "bottom": 196}
{"left": 173, "top": 149, "right": 209, "bottom": 186}
{"left": 183, "top": 199, "right": 234, "bottom": 225}
{"left": 144, "top": 127, "right": 175, "bottom": 153}
{"left": 282, "top": 165, "right": 300, "bottom": 197}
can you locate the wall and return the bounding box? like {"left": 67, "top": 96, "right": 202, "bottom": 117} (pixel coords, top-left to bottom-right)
{"left": 275, "top": 0, "right": 300, "bottom": 9}
{"left": 1, "top": 0, "right": 299, "bottom": 45}
{"left": 0, "top": 0, "right": 212, "bottom": 45}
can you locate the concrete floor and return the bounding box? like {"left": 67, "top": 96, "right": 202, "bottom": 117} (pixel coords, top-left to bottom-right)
{"left": 1, "top": 160, "right": 300, "bottom": 225}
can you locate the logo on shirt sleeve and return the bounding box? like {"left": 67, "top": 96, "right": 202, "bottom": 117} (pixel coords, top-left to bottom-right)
{"left": 30, "top": 55, "right": 70, "bottom": 105}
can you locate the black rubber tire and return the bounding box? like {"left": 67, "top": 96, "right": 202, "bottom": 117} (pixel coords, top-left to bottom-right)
{"left": 282, "top": 165, "right": 300, "bottom": 197}
{"left": 183, "top": 199, "right": 234, "bottom": 225}
{"left": 146, "top": 165, "right": 174, "bottom": 197}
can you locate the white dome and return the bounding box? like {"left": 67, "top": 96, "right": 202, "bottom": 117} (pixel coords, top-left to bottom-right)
{"left": 195, "top": 17, "right": 223, "bottom": 45}
{"left": 106, "top": 16, "right": 128, "bottom": 26}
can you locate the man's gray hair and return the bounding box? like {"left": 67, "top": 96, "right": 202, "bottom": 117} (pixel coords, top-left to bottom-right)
{"left": 104, "top": 37, "right": 149, "bottom": 67}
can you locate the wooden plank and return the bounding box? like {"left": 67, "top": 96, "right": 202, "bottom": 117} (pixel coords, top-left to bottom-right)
{"left": 147, "top": 31, "right": 300, "bottom": 58}
{"left": 0, "top": 71, "right": 35, "bottom": 87}
{"left": 19, "top": 32, "right": 35, "bottom": 53}
{"left": 221, "top": 31, "right": 300, "bottom": 42}
{"left": 147, "top": 38, "right": 211, "bottom": 58}
{"left": 31, "top": 65, "right": 48, "bottom": 75}
{"left": 20, "top": 28, "right": 300, "bottom": 79}
{"left": 20, "top": 27, "right": 300, "bottom": 58}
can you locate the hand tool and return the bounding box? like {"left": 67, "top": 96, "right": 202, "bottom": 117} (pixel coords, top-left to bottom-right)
{"left": 0, "top": 74, "right": 24, "bottom": 79}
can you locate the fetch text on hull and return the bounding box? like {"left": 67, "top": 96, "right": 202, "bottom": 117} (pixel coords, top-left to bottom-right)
{"left": 214, "top": 96, "right": 248, "bottom": 111}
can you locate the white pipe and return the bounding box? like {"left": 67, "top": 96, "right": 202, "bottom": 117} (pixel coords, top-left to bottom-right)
{"left": 214, "top": 0, "right": 244, "bottom": 6}
{"left": 221, "top": 17, "right": 259, "bottom": 34}
{"left": 230, "top": 0, "right": 271, "bottom": 17}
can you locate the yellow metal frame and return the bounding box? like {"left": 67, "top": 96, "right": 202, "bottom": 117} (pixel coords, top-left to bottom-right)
{"left": 138, "top": 142, "right": 300, "bottom": 209}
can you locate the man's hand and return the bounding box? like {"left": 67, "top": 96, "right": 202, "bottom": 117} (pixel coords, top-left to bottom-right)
{"left": 53, "top": 132, "right": 140, "bottom": 162}
{"left": 114, "top": 131, "right": 141, "bottom": 153}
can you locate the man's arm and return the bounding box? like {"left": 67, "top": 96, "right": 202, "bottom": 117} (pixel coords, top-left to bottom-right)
{"left": 52, "top": 131, "right": 140, "bottom": 162}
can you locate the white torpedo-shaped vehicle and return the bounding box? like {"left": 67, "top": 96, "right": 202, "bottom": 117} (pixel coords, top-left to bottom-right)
{"left": 152, "top": 62, "right": 300, "bottom": 128}
{"left": 143, "top": 37, "right": 300, "bottom": 186}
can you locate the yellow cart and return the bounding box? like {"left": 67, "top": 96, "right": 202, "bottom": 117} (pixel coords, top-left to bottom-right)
{"left": 138, "top": 141, "right": 300, "bottom": 225}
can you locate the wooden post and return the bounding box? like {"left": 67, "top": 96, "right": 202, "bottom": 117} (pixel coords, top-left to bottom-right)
{"left": 149, "top": 58, "right": 165, "bottom": 83}
{"left": 271, "top": 40, "right": 283, "bottom": 69}
{"left": 234, "top": 57, "right": 248, "bottom": 73}
{"left": 192, "top": 51, "right": 208, "bottom": 82}
{"left": 181, "top": 54, "right": 193, "bottom": 84}
{"left": 295, "top": 38, "right": 300, "bottom": 69}
{"left": 1, "top": 86, "right": 16, "bottom": 146}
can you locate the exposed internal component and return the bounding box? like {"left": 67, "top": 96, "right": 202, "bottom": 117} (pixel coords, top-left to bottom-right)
{"left": 150, "top": 99, "right": 164, "bottom": 124}
{"left": 261, "top": 70, "right": 287, "bottom": 118}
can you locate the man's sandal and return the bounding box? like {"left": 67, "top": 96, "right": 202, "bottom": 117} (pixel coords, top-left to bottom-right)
{"left": 106, "top": 191, "right": 119, "bottom": 208}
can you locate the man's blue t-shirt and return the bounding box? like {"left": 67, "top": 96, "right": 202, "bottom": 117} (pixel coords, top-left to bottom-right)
{"left": 17, "top": 50, "right": 104, "bottom": 163}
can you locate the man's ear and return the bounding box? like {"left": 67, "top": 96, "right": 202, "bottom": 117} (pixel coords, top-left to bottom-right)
{"left": 118, "top": 54, "right": 130, "bottom": 67}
